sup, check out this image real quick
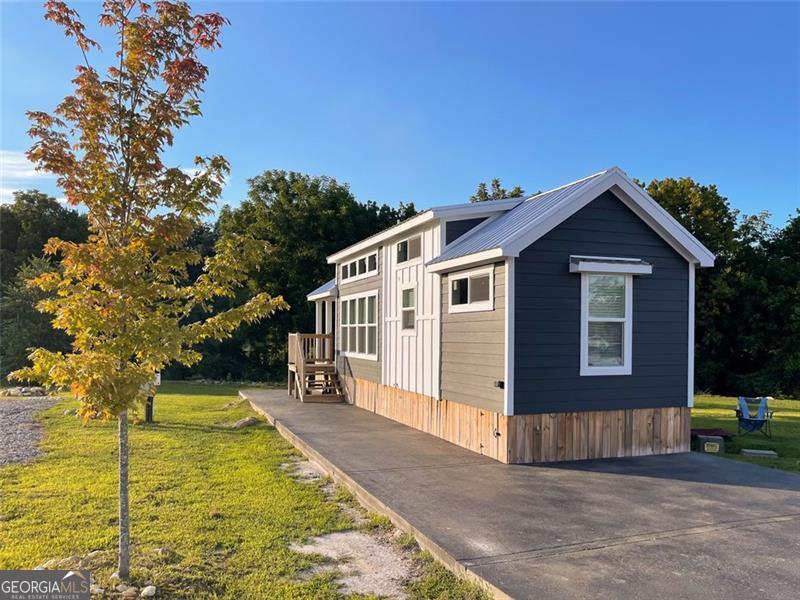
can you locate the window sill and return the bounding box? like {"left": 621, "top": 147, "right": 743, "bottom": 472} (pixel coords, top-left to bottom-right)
{"left": 341, "top": 270, "right": 379, "bottom": 285}
{"left": 341, "top": 352, "right": 378, "bottom": 362}
{"left": 448, "top": 302, "right": 494, "bottom": 314}
{"left": 580, "top": 366, "right": 632, "bottom": 376}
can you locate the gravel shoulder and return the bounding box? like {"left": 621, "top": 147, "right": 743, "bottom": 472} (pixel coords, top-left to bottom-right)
{"left": 0, "top": 397, "right": 58, "bottom": 466}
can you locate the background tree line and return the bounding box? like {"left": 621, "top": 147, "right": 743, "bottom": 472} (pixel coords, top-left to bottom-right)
{"left": 2, "top": 173, "right": 798, "bottom": 397}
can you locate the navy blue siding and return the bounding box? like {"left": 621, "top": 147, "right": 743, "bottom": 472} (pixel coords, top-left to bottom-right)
{"left": 445, "top": 218, "right": 486, "bottom": 245}
{"left": 514, "top": 191, "right": 689, "bottom": 414}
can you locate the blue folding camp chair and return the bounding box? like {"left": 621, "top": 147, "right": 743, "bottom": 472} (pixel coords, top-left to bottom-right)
{"left": 735, "top": 397, "right": 774, "bottom": 438}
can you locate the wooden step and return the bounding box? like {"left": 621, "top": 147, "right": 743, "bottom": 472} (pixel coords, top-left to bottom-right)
{"left": 302, "top": 392, "right": 345, "bottom": 403}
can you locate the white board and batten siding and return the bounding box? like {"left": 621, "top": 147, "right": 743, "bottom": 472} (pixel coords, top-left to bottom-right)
{"left": 382, "top": 223, "right": 441, "bottom": 399}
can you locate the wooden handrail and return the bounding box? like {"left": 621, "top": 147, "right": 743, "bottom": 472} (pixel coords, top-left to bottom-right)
{"left": 288, "top": 333, "right": 334, "bottom": 401}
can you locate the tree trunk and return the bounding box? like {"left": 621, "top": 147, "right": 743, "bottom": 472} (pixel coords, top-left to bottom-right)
{"left": 118, "top": 410, "right": 130, "bottom": 579}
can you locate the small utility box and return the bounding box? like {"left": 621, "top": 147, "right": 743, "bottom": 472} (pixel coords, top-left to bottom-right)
{"left": 694, "top": 435, "right": 725, "bottom": 454}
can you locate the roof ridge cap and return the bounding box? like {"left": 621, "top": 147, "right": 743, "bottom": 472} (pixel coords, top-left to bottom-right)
{"left": 525, "top": 167, "right": 613, "bottom": 200}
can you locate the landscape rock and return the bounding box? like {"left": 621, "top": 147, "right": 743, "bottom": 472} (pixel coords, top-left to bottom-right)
{"left": 86, "top": 550, "right": 104, "bottom": 558}
{"left": 232, "top": 416, "right": 259, "bottom": 429}
{"left": 1, "top": 386, "right": 47, "bottom": 397}
{"left": 109, "top": 572, "right": 120, "bottom": 582}
{"left": 64, "top": 408, "right": 77, "bottom": 416}
{"left": 90, "top": 584, "right": 105, "bottom": 595}
{"left": 140, "top": 585, "right": 157, "bottom": 597}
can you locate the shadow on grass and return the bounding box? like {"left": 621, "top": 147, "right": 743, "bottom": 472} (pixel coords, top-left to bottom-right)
{"left": 139, "top": 421, "right": 269, "bottom": 435}
{"left": 536, "top": 452, "right": 800, "bottom": 492}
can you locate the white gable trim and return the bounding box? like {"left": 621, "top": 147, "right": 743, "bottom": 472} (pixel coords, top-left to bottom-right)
{"left": 503, "top": 169, "right": 715, "bottom": 266}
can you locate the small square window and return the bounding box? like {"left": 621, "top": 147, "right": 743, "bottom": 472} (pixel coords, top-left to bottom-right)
{"left": 358, "top": 257, "right": 367, "bottom": 274}
{"left": 368, "top": 254, "right": 377, "bottom": 271}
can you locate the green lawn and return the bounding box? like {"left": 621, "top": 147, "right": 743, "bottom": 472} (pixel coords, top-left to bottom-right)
{"left": 692, "top": 394, "right": 800, "bottom": 474}
{"left": 0, "top": 382, "right": 486, "bottom": 599}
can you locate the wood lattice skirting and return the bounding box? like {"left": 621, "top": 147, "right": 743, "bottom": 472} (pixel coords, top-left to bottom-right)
{"left": 342, "top": 376, "right": 691, "bottom": 464}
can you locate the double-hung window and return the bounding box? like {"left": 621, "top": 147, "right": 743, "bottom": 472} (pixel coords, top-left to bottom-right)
{"left": 340, "top": 292, "right": 378, "bottom": 359}
{"left": 401, "top": 287, "right": 416, "bottom": 331}
{"left": 580, "top": 273, "right": 632, "bottom": 375}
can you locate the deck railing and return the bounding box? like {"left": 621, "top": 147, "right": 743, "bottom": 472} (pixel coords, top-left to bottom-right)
{"left": 288, "top": 333, "right": 334, "bottom": 400}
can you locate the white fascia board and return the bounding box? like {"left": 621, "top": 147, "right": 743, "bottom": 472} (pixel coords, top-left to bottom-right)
{"left": 503, "top": 171, "right": 615, "bottom": 258}
{"left": 608, "top": 172, "right": 716, "bottom": 267}
{"left": 425, "top": 248, "right": 505, "bottom": 273}
{"left": 326, "top": 198, "right": 523, "bottom": 265}
{"left": 502, "top": 169, "right": 716, "bottom": 267}
{"left": 327, "top": 211, "right": 437, "bottom": 264}
{"left": 569, "top": 260, "right": 653, "bottom": 275}
{"left": 307, "top": 290, "right": 337, "bottom": 302}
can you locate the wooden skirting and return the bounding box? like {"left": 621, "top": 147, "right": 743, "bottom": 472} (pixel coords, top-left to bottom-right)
{"left": 504, "top": 406, "right": 691, "bottom": 464}
{"left": 342, "top": 376, "right": 506, "bottom": 461}
{"left": 342, "top": 376, "right": 691, "bottom": 464}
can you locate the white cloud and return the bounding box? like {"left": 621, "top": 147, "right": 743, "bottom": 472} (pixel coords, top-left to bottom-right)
{"left": 0, "top": 149, "right": 51, "bottom": 180}
{"left": 0, "top": 150, "right": 57, "bottom": 204}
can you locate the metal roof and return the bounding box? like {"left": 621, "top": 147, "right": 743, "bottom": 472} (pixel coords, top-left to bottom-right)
{"left": 429, "top": 169, "right": 611, "bottom": 265}
{"left": 307, "top": 278, "right": 337, "bottom": 301}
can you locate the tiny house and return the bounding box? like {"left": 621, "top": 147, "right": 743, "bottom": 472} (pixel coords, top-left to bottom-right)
{"left": 289, "top": 167, "right": 714, "bottom": 463}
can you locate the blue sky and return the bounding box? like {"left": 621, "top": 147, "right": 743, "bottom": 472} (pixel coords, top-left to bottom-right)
{"left": 2, "top": 1, "right": 798, "bottom": 224}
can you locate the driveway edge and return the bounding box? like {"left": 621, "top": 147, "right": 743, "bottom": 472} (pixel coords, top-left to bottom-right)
{"left": 243, "top": 391, "right": 511, "bottom": 600}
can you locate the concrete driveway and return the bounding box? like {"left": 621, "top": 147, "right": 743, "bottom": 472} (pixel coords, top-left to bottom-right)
{"left": 242, "top": 389, "right": 800, "bottom": 600}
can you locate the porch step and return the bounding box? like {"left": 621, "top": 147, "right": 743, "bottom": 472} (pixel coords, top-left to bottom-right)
{"left": 302, "top": 391, "right": 345, "bottom": 403}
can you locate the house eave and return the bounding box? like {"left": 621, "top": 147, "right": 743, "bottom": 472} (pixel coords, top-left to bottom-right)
{"left": 425, "top": 248, "right": 506, "bottom": 273}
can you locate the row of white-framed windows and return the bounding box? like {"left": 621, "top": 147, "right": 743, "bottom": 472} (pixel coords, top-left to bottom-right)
{"left": 340, "top": 292, "right": 378, "bottom": 359}
{"left": 340, "top": 252, "right": 378, "bottom": 282}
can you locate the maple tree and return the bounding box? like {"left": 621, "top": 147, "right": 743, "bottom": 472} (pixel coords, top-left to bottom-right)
{"left": 10, "top": 0, "right": 287, "bottom": 579}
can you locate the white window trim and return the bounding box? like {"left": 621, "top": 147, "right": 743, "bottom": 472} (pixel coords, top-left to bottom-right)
{"left": 340, "top": 250, "right": 379, "bottom": 284}
{"left": 396, "top": 235, "right": 423, "bottom": 267}
{"left": 580, "top": 273, "right": 633, "bottom": 376}
{"left": 340, "top": 289, "right": 379, "bottom": 361}
{"left": 448, "top": 265, "right": 494, "bottom": 314}
{"left": 400, "top": 284, "right": 417, "bottom": 335}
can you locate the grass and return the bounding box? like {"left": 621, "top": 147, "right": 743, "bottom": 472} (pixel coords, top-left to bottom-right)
{"left": 0, "top": 382, "right": 475, "bottom": 598}
{"left": 692, "top": 394, "right": 800, "bottom": 474}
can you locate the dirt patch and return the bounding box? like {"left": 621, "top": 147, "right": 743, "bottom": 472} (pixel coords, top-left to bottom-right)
{"left": 283, "top": 456, "right": 415, "bottom": 595}
{"left": 292, "top": 531, "right": 414, "bottom": 598}
{"left": 280, "top": 457, "right": 325, "bottom": 482}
